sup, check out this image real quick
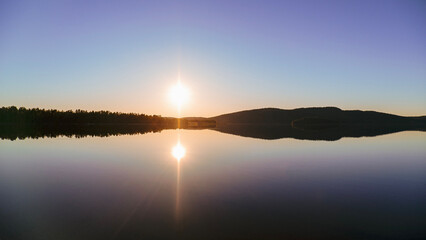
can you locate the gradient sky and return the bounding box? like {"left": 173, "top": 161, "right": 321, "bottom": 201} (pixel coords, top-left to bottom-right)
{"left": 1, "top": 0, "right": 425, "bottom": 117}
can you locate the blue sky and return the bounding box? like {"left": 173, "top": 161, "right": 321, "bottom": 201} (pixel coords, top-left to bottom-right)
{"left": 1, "top": 0, "right": 425, "bottom": 116}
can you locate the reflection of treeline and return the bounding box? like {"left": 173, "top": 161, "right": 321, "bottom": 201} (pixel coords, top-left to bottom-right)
{"left": 0, "top": 124, "right": 174, "bottom": 141}
{"left": 0, "top": 106, "right": 177, "bottom": 125}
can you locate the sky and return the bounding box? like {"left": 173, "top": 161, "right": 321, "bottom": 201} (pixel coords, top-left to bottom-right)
{"left": 1, "top": 0, "right": 425, "bottom": 117}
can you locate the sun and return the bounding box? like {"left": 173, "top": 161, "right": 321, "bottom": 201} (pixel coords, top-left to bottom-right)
{"left": 169, "top": 81, "right": 190, "bottom": 109}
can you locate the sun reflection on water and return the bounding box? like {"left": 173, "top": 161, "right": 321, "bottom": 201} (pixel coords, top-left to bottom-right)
{"left": 172, "top": 141, "right": 186, "bottom": 162}
{"left": 172, "top": 138, "right": 185, "bottom": 224}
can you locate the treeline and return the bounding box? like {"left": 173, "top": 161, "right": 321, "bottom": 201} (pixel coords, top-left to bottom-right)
{"left": 0, "top": 106, "right": 177, "bottom": 125}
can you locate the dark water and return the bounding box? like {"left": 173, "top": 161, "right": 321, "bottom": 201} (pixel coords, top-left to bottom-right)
{"left": 0, "top": 130, "right": 425, "bottom": 239}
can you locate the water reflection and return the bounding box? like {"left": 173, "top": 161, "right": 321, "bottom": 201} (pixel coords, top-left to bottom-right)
{"left": 0, "top": 130, "right": 425, "bottom": 239}
{"left": 1, "top": 123, "right": 423, "bottom": 141}
{"left": 172, "top": 133, "right": 186, "bottom": 225}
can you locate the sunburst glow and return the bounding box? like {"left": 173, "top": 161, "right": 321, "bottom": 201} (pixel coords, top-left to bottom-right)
{"left": 169, "top": 81, "right": 190, "bottom": 109}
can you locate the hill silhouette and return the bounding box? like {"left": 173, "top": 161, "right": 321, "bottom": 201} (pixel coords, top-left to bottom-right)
{"left": 210, "top": 107, "right": 426, "bottom": 140}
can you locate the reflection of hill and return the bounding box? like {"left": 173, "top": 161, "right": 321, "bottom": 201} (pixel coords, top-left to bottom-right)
{"left": 212, "top": 124, "right": 425, "bottom": 141}
{"left": 211, "top": 107, "right": 426, "bottom": 141}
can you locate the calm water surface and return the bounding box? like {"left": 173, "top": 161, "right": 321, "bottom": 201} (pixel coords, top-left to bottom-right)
{"left": 1, "top": 130, "right": 425, "bottom": 239}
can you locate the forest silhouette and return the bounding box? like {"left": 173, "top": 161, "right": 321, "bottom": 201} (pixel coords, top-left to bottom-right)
{"left": 0, "top": 106, "right": 174, "bottom": 125}
{"left": 0, "top": 106, "right": 179, "bottom": 140}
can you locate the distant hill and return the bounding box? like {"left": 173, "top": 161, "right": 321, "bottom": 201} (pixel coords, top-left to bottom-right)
{"left": 212, "top": 107, "right": 425, "bottom": 126}
{"left": 210, "top": 107, "right": 426, "bottom": 140}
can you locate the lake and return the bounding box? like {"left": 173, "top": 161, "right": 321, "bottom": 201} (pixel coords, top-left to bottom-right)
{"left": 0, "top": 130, "right": 425, "bottom": 239}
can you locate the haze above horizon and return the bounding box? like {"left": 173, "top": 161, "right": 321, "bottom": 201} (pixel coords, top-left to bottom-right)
{"left": 1, "top": 0, "right": 425, "bottom": 117}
